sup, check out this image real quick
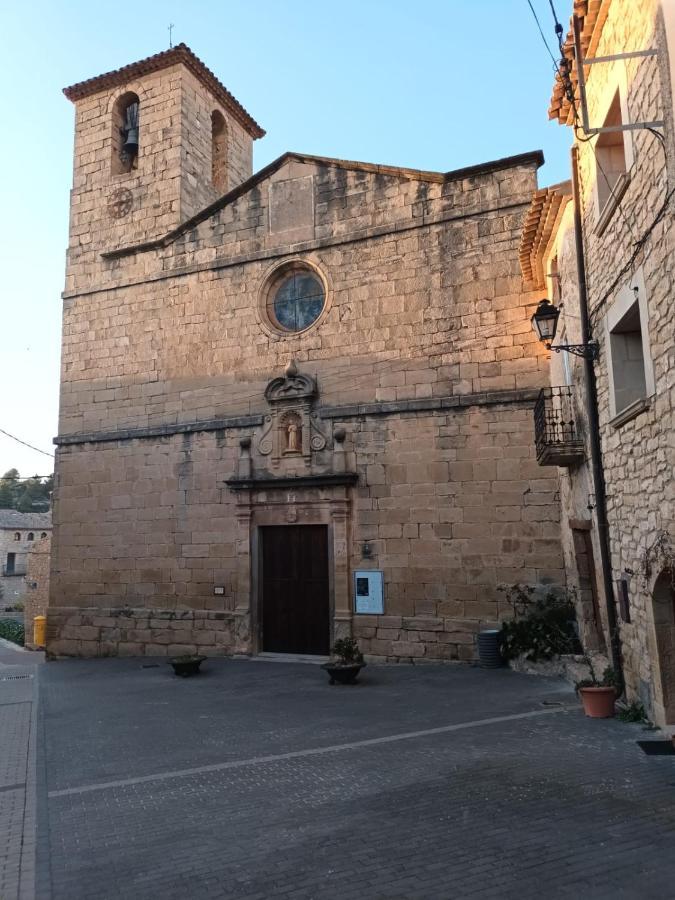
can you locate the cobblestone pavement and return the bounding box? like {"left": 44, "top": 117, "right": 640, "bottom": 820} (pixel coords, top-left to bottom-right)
{"left": 0, "top": 638, "right": 42, "bottom": 900}
{"left": 27, "top": 658, "right": 675, "bottom": 899}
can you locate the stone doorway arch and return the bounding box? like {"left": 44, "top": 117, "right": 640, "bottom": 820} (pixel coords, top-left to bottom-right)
{"left": 652, "top": 569, "right": 675, "bottom": 725}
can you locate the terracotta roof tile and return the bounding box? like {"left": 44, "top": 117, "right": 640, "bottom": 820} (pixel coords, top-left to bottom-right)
{"left": 0, "top": 510, "right": 52, "bottom": 530}
{"left": 519, "top": 182, "right": 572, "bottom": 288}
{"left": 63, "top": 43, "right": 264, "bottom": 139}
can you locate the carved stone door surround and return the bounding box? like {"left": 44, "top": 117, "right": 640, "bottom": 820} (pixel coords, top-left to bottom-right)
{"left": 230, "top": 483, "right": 353, "bottom": 655}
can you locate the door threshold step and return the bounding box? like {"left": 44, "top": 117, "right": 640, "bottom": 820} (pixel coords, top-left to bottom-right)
{"left": 252, "top": 652, "right": 330, "bottom": 665}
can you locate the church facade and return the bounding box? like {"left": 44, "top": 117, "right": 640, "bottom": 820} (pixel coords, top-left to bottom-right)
{"left": 48, "top": 45, "right": 564, "bottom": 660}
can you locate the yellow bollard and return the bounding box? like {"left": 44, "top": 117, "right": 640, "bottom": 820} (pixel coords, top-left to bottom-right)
{"left": 33, "top": 615, "right": 46, "bottom": 649}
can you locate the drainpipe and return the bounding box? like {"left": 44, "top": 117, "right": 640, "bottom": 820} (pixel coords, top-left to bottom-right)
{"left": 570, "top": 145, "right": 624, "bottom": 693}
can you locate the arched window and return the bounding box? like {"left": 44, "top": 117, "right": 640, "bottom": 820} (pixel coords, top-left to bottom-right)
{"left": 40, "top": 532, "right": 47, "bottom": 539}
{"left": 14, "top": 532, "right": 20, "bottom": 541}
{"left": 27, "top": 532, "right": 34, "bottom": 542}
{"left": 112, "top": 92, "right": 140, "bottom": 175}
{"left": 211, "top": 110, "right": 228, "bottom": 192}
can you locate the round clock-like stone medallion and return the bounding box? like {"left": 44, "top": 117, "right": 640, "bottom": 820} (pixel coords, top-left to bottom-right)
{"left": 108, "top": 187, "right": 133, "bottom": 219}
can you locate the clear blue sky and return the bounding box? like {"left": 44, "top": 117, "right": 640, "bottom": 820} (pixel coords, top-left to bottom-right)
{"left": 0, "top": 0, "right": 572, "bottom": 477}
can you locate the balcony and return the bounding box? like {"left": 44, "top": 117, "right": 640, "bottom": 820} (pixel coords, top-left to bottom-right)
{"left": 2, "top": 565, "right": 26, "bottom": 577}
{"left": 534, "top": 386, "right": 585, "bottom": 467}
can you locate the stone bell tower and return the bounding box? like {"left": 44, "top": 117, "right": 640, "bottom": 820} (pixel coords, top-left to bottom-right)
{"left": 62, "top": 44, "right": 264, "bottom": 293}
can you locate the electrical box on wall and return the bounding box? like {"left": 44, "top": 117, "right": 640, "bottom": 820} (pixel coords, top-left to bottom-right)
{"left": 354, "top": 570, "right": 384, "bottom": 615}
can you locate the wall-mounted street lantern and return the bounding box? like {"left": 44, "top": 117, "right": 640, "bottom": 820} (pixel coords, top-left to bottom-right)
{"left": 530, "top": 299, "right": 599, "bottom": 359}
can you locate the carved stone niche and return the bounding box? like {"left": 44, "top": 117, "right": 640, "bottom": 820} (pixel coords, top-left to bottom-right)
{"left": 257, "top": 360, "right": 330, "bottom": 469}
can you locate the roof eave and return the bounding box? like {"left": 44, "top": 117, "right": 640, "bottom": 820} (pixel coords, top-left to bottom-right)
{"left": 100, "top": 148, "right": 544, "bottom": 262}
{"left": 63, "top": 43, "right": 264, "bottom": 139}
{"left": 519, "top": 182, "right": 572, "bottom": 288}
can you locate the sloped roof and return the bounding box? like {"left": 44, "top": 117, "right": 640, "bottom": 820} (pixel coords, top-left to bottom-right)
{"left": 0, "top": 510, "right": 52, "bottom": 530}
{"left": 549, "top": 0, "right": 611, "bottom": 125}
{"left": 63, "top": 43, "right": 264, "bottom": 139}
{"left": 519, "top": 182, "right": 572, "bottom": 288}
{"left": 101, "top": 148, "right": 544, "bottom": 260}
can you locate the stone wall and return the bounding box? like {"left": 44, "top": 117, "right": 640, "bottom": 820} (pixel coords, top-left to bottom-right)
{"left": 49, "top": 393, "right": 563, "bottom": 661}
{"left": 543, "top": 0, "right": 675, "bottom": 724}
{"left": 23, "top": 535, "right": 51, "bottom": 649}
{"left": 59, "top": 156, "right": 549, "bottom": 438}
{"left": 575, "top": 0, "right": 674, "bottom": 722}
{"left": 539, "top": 201, "right": 609, "bottom": 656}
{"left": 46, "top": 606, "right": 234, "bottom": 658}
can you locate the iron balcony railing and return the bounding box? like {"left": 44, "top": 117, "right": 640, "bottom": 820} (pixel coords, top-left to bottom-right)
{"left": 2, "top": 565, "right": 26, "bottom": 577}
{"left": 534, "top": 386, "right": 585, "bottom": 466}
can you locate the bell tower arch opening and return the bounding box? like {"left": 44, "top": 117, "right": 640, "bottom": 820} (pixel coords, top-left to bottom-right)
{"left": 211, "top": 110, "right": 228, "bottom": 192}
{"left": 111, "top": 91, "right": 140, "bottom": 175}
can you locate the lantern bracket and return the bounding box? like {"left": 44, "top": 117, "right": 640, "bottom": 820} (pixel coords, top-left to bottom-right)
{"left": 547, "top": 341, "right": 599, "bottom": 360}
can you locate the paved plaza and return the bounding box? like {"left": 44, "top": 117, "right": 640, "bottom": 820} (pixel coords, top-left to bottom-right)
{"left": 2, "top": 647, "right": 675, "bottom": 899}
{"left": 0, "top": 638, "right": 41, "bottom": 900}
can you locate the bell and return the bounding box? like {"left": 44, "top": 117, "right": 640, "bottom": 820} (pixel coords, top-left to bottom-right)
{"left": 122, "top": 127, "right": 139, "bottom": 158}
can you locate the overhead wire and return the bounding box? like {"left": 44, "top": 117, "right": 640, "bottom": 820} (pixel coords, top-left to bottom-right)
{"left": 0, "top": 428, "right": 55, "bottom": 459}
{"left": 526, "top": 0, "right": 564, "bottom": 73}
{"left": 0, "top": 475, "right": 53, "bottom": 481}
{"left": 546, "top": 0, "right": 641, "bottom": 244}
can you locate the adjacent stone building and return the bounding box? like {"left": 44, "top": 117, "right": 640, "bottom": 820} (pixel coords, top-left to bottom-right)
{"left": 48, "top": 44, "right": 564, "bottom": 661}
{"left": 23, "top": 534, "right": 51, "bottom": 648}
{"left": 521, "top": 0, "right": 675, "bottom": 725}
{"left": 0, "top": 511, "right": 52, "bottom": 605}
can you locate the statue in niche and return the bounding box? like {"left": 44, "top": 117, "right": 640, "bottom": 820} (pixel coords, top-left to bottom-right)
{"left": 287, "top": 421, "right": 300, "bottom": 452}
{"left": 282, "top": 412, "right": 302, "bottom": 454}
{"left": 257, "top": 363, "right": 328, "bottom": 466}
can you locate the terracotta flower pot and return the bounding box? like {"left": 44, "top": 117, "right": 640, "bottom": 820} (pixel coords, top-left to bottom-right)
{"left": 578, "top": 686, "right": 616, "bottom": 718}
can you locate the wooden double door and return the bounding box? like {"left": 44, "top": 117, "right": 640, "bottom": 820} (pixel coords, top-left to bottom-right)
{"left": 260, "top": 525, "right": 330, "bottom": 655}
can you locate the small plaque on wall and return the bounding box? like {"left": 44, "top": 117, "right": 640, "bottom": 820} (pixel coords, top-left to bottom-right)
{"left": 354, "top": 570, "right": 384, "bottom": 615}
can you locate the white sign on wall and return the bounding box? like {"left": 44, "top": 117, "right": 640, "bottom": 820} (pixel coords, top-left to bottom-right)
{"left": 354, "top": 570, "right": 384, "bottom": 615}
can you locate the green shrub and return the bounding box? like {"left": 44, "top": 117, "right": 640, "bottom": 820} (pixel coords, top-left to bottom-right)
{"left": 617, "top": 701, "right": 647, "bottom": 723}
{"left": 576, "top": 666, "right": 618, "bottom": 691}
{"left": 0, "top": 619, "right": 25, "bottom": 646}
{"left": 331, "top": 637, "right": 363, "bottom": 663}
{"left": 498, "top": 584, "right": 581, "bottom": 662}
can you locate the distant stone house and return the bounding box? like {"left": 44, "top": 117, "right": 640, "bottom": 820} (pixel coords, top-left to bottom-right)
{"left": 0, "top": 510, "right": 52, "bottom": 604}
{"left": 23, "top": 534, "right": 51, "bottom": 648}
{"left": 49, "top": 44, "right": 565, "bottom": 661}
{"left": 521, "top": 0, "right": 675, "bottom": 725}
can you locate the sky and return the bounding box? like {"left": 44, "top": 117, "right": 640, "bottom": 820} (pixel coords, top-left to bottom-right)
{"left": 0, "top": 0, "right": 572, "bottom": 478}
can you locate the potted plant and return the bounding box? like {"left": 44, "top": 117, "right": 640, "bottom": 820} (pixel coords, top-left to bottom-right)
{"left": 169, "top": 654, "right": 207, "bottom": 677}
{"left": 321, "top": 637, "right": 366, "bottom": 685}
{"left": 576, "top": 664, "right": 618, "bottom": 718}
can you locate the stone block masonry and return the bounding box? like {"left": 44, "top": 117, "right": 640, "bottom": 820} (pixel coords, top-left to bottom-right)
{"left": 48, "top": 396, "right": 562, "bottom": 662}
{"left": 46, "top": 607, "right": 235, "bottom": 658}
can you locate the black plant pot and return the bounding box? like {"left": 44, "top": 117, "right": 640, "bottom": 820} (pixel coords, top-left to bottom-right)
{"left": 321, "top": 661, "right": 367, "bottom": 685}
{"left": 169, "top": 655, "right": 207, "bottom": 677}
{"left": 477, "top": 630, "right": 504, "bottom": 668}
